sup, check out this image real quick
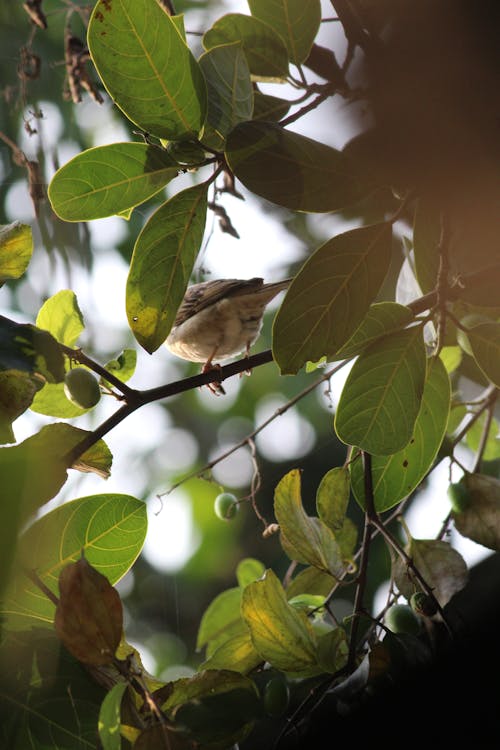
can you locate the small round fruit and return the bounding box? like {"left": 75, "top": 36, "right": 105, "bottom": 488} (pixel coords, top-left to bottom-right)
{"left": 447, "top": 480, "right": 470, "bottom": 513}
{"left": 263, "top": 676, "right": 290, "bottom": 717}
{"left": 64, "top": 367, "right": 101, "bottom": 409}
{"left": 410, "top": 591, "right": 438, "bottom": 617}
{"left": 385, "top": 604, "right": 421, "bottom": 635}
{"left": 214, "top": 492, "right": 239, "bottom": 521}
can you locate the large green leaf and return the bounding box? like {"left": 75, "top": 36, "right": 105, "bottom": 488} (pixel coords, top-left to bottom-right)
{"left": 413, "top": 195, "right": 441, "bottom": 294}
{"left": 87, "top": 0, "right": 207, "bottom": 139}
{"left": 241, "top": 569, "right": 318, "bottom": 673}
{"left": 203, "top": 13, "right": 289, "bottom": 78}
{"left": 253, "top": 90, "right": 290, "bottom": 121}
{"left": 335, "top": 325, "right": 427, "bottom": 455}
{"left": 274, "top": 469, "right": 344, "bottom": 577}
{"left": 36, "top": 289, "right": 84, "bottom": 347}
{"left": 453, "top": 474, "right": 500, "bottom": 551}
{"left": 126, "top": 182, "right": 208, "bottom": 353}
{"left": 2, "top": 493, "right": 146, "bottom": 629}
{"left": 198, "top": 42, "right": 253, "bottom": 151}
{"left": 0, "top": 222, "right": 33, "bottom": 283}
{"left": 333, "top": 302, "right": 414, "bottom": 361}
{"left": 0, "top": 316, "right": 65, "bottom": 383}
{"left": 350, "top": 355, "right": 451, "bottom": 510}
{"left": 467, "top": 322, "right": 500, "bottom": 387}
{"left": 248, "top": 0, "right": 321, "bottom": 64}
{"left": 225, "top": 121, "right": 366, "bottom": 212}
{"left": 273, "top": 223, "right": 393, "bottom": 374}
{"left": 48, "top": 143, "right": 179, "bottom": 222}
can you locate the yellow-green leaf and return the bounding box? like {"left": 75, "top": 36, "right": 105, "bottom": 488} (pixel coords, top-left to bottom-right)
{"left": 36, "top": 290, "right": 84, "bottom": 348}
{"left": 0, "top": 222, "right": 33, "bottom": 283}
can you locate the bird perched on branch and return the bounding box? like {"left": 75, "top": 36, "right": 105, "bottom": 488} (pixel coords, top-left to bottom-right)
{"left": 165, "top": 277, "right": 291, "bottom": 391}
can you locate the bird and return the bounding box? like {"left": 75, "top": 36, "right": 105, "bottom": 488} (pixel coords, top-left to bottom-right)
{"left": 165, "top": 277, "right": 292, "bottom": 391}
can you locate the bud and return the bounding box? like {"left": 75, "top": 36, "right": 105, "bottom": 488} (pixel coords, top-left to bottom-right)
{"left": 55, "top": 557, "right": 123, "bottom": 665}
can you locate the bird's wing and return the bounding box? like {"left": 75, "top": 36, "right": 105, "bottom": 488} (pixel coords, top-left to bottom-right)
{"left": 173, "top": 278, "right": 265, "bottom": 327}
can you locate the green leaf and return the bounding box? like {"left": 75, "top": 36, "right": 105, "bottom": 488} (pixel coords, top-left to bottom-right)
{"left": 88, "top": 0, "right": 207, "bottom": 139}
{"left": 200, "top": 630, "right": 262, "bottom": 674}
{"left": 203, "top": 13, "right": 289, "bottom": 78}
{"left": 196, "top": 587, "right": 242, "bottom": 653}
{"left": 225, "top": 121, "right": 366, "bottom": 212}
{"left": 248, "top": 0, "right": 321, "bottom": 65}
{"left": 126, "top": 182, "right": 208, "bottom": 353}
{"left": 351, "top": 356, "right": 451, "bottom": 510}
{"left": 467, "top": 322, "right": 500, "bottom": 387}
{"left": 2, "top": 493, "right": 147, "bottom": 629}
{"left": 198, "top": 42, "right": 253, "bottom": 150}
{"left": 99, "top": 683, "right": 127, "bottom": 750}
{"left": 334, "top": 302, "right": 414, "bottom": 361}
{"left": 335, "top": 325, "right": 427, "bottom": 455}
{"left": 274, "top": 469, "right": 344, "bottom": 577}
{"left": 0, "top": 316, "right": 65, "bottom": 383}
{"left": 252, "top": 90, "right": 290, "bottom": 121}
{"left": 51, "top": 423, "right": 113, "bottom": 479}
{"left": 439, "top": 345, "right": 462, "bottom": 373}
{"left": 236, "top": 557, "right": 265, "bottom": 588}
{"left": 316, "top": 466, "right": 350, "bottom": 535}
{"left": 285, "top": 566, "right": 336, "bottom": 600}
{"left": 48, "top": 143, "right": 179, "bottom": 222}
{"left": 273, "top": 223, "right": 393, "bottom": 373}
{"left": 453, "top": 474, "right": 500, "bottom": 551}
{"left": 413, "top": 196, "right": 441, "bottom": 294}
{"left": 466, "top": 413, "right": 500, "bottom": 461}
{"left": 0, "top": 370, "right": 39, "bottom": 444}
{"left": 315, "top": 626, "right": 348, "bottom": 674}
{"left": 101, "top": 349, "right": 137, "bottom": 387}
{"left": 241, "top": 569, "right": 318, "bottom": 673}
{"left": 36, "top": 289, "right": 84, "bottom": 347}
{"left": 392, "top": 538, "right": 468, "bottom": 607}
{"left": 0, "top": 222, "right": 33, "bottom": 283}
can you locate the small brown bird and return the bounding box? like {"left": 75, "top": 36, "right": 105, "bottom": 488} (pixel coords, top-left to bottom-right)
{"left": 165, "top": 277, "right": 291, "bottom": 378}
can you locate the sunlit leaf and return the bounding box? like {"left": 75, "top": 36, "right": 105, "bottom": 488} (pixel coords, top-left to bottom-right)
{"left": 203, "top": 13, "right": 289, "bottom": 78}
{"left": 36, "top": 289, "right": 84, "bottom": 347}
{"left": 439, "top": 345, "right": 462, "bottom": 373}
{"left": 126, "top": 182, "right": 208, "bottom": 353}
{"left": 88, "top": 0, "right": 207, "bottom": 139}
{"left": 351, "top": 356, "right": 451, "bottom": 510}
{"left": 248, "top": 0, "right": 321, "bottom": 64}
{"left": 392, "top": 537, "right": 468, "bottom": 607}
{"left": 453, "top": 473, "right": 500, "bottom": 550}
{"left": 198, "top": 42, "right": 253, "bottom": 150}
{"left": 0, "top": 222, "right": 33, "bottom": 283}
{"left": 335, "top": 325, "right": 427, "bottom": 455}
{"left": 101, "top": 349, "right": 137, "bottom": 388}
{"left": 200, "top": 630, "right": 262, "bottom": 674}
{"left": 274, "top": 469, "right": 344, "bottom": 577}
{"left": 241, "top": 569, "right": 318, "bottom": 673}
{"left": 236, "top": 557, "right": 265, "bottom": 588}
{"left": 48, "top": 143, "right": 179, "bottom": 222}
{"left": 273, "top": 223, "right": 393, "bottom": 374}
{"left": 99, "top": 683, "right": 128, "bottom": 750}
{"left": 2, "top": 493, "right": 147, "bottom": 629}
{"left": 467, "top": 322, "right": 500, "bottom": 387}
{"left": 225, "top": 121, "right": 367, "bottom": 212}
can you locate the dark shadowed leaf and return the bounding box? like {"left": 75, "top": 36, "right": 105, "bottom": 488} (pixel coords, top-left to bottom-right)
{"left": 273, "top": 223, "right": 392, "bottom": 373}
{"left": 248, "top": 0, "right": 321, "bottom": 64}
{"left": 413, "top": 196, "right": 441, "bottom": 294}
{"left": 225, "top": 121, "right": 367, "bottom": 212}
{"left": 0, "top": 370, "right": 39, "bottom": 444}
{"left": 467, "top": 322, "right": 500, "bottom": 387}
{"left": 334, "top": 302, "right": 414, "bottom": 361}
{"left": 48, "top": 143, "right": 179, "bottom": 221}
{"left": 203, "top": 13, "right": 289, "bottom": 78}
{"left": 351, "top": 356, "right": 451, "bottom": 510}
{"left": 126, "top": 182, "right": 208, "bottom": 353}
{"left": 0, "top": 316, "right": 65, "bottom": 383}
{"left": 88, "top": 0, "right": 207, "bottom": 139}
{"left": 253, "top": 90, "right": 290, "bottom": 121}
{"left": 335, "top": 326, "right": 427, "bottom": 455}
{"left": 453, "top": 473, "right": 500, "bottom": 550}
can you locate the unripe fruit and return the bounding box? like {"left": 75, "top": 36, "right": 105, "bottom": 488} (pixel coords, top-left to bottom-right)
{"left": 64, "top": 367, "right": 101, "bottom": 409}
{"left": 385, "top": 603, "right": 421, "bottom": 635}
{"left": 214, "top": 492, "right": 239, "bottom": 521}
{"left": 447, "top": 479, "right": 470, "bottom": 513}
{"left": 263, "top": 676, "right": 289, "bottom": 717}
{"left": 410, "top": 591, "right": 438, "bottom": 617}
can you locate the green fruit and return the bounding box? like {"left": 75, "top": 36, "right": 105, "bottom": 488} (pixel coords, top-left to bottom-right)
{"left": 385, "top": 604, "right": 421, "bottom": 635}
{"left": 410, "top": 592, "right": 438, "bottom": 617}
{"left": 456, "top": 314, "right": 490, "bottom": 356}
{"left": 64, "top": 367, "right": 101, "bottom": 409}
{"left": 447, "top": 480, "right": 470, "bottom": 513}
{"left": 214, "top": 492, "right": 239, "bottom": 521}
{"left": 263, "top": 676, "right": 289, "bottom": 717}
